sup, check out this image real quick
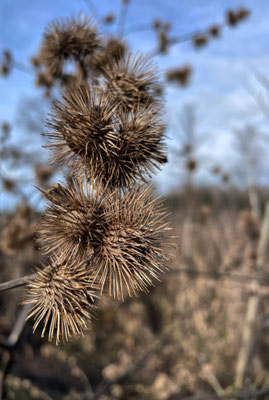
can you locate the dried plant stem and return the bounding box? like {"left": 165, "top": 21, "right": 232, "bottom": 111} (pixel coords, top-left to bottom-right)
{"left": 181, "top": 387, "right": 269, "bottom": 400}
{"left": 234, "top": 202, "right": 269, "bottom": 388}
{"left": 0, "top": 273, "right": 36, "bottom": 292}
{"left": 149, "top": 21, "right": 229, "bottom": 56}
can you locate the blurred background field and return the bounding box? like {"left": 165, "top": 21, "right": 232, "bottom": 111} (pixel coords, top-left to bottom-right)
{"left": 1, "top": 0, "right": 269, "bottom": 399}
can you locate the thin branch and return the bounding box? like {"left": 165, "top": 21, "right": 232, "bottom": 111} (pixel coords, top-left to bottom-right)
{"left": 149, "top": 21, "right": 230, "bottom": 57}
{"left": 118, "top": 0, "right": 129, "bottom": 37}
{"left": 181, "top": 387, "right": 269, "bottom": 400}
{"left": 0, "top": 273, "right": 36, "bottom": 292}
{"left": 83, "top": 0, "right": 103, "bottom": 23}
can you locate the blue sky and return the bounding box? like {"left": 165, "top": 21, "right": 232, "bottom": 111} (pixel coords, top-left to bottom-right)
{"left": 0, "top": 0, "right": 269, "bottom": 208}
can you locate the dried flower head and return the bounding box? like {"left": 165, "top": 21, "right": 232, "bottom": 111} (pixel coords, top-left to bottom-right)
{"left": 153, "top": 19, "right": 162, "bottom": 30}
{"left": 35, "top": 71, "right": 54, "bottom": 88}
{"left": 185, "top": 159, "right": 197, "bottom": 172}
{"left": 226, "top": 10, "right": 238, "bottom": 26}
{"left": 237, "top": 8, "right": 250, "bottom": 22}
{"left": 45, "top": 83, "right": 167, "bottom": 188}
{"left": 158, "top": 30, "right": 169, "bottom": 54}
{"left": 1, "top": 122, "right": 11, "bottom": 141}
{"left": 192, "top": 35, "right": 208, "bottom": 48}
{"left": 90, "top": 36, "right": 127, "bottom": 74}
{"left": 2, "top": 178, "right": 15, "bottom": 192}
{"left": 37, "top": 178, "right": 171, "bottom": 299}
{"left": 39, "top": 15, "right": 100, "bottom": 76}
{"left": 1, "top": 49, "right": 12, "bottom": 77}
{"left": 166, "top": 65, "right": 192, "bottom": 86}
{"left": 104, "top": 13, "right": 116, "bottom": 24}
{"left": 37, "top": 177, "right": 106, "bottom": 262}
{"left": 31, "top": 56, "right": 41, "bottom": 68}
{"left": 91, "top": 185, "right": 171, "bottom": 299}
{"left": 35, "top": 164, "right": 54, "bottom": 186}
{"left": 102, "top": 52, "right": 162, "bottom": 109}
{"left": 25, "top": 258, "right": 99, "bottom": 344}
{"left": 208, "top": 25, "right": 221, "bottom": 37}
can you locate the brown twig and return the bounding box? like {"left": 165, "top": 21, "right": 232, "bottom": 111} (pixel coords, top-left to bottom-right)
{"left": 0, "top": 273, "right": 36, "bottom": 292}
{"left": 234, "top": 202, "right": 269, "bottom": 388}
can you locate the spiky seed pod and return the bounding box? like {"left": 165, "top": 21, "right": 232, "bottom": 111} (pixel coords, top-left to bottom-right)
{"left": 102, "top": 52, "right": 162, "bottom": 109}
{"left": 37, "top": 178, "right": 171, "bottom": 300}
{"left": 192, "top": 35, "right": 208, "bottom": 48}
{"left": 90, "top": 36, "right": 127, "bottom": 74}
{"left": 91, "top": 185, "right": 171, "bottom": 299}
{"left": 185, "top": 159, "right": 197, "bottom": 172}
{"left": 226, "top": 10, "right": 238, "bottom": 26}
{"left": 153, "top": 19, "right": 162, "bottom": 30}
{"left": 31, "top": 56, "right": 41, "bottom": 68}
{"left": 237, "top": 8, "right": 250, "bottom": 22}
{"left": 166, "top": 65, "right": 192, "bottom": 86}
{"left": 104, "top": 13, "right": 115, "bottom": 24}
{"left": 45, "top": 83, "right": 167, "bottom": 188}
{"left": 25, "top": 259, "right": 99, "bottom": 344}
{"left": 1, "top": 64, "right": 10, "bottom": 77}
{"left": 158, "top": 30, "right": 169, "bottom": 54}
{"left": 37, "top": 177, "right": 106, "bottom": 263}
{"left": 2, "top": 178, "right": 15, "bottom": 192}
{"left": 1, "top": 122, "right": 11, "bottom": 142}
{"left": 35, "top": 71, "right": 54, "bottom": 88}
{"left": 3, "top": 50, "right": 12, "bottom": 64}
{"left": 208, "top": 25, "right": 221, "bottom": 37}
{"left": 34, "top": 164, "right": 54, "bottom": 186}
{"left": 39, "top": 15, "right": 100, "bottom": 76}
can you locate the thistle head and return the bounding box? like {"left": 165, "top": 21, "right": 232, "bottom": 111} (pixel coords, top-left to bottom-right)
{"left": 39, "top": 15, "right": 100, "bottom": 76}
{"left": 102, "top": 52, "right": 162, "bottom": 109}
{"left": 25, "top": 258, "right": 99, "bottom": 345}
{"left": 37, "top": 177, "right": 106, "bottom": 263}
{"left": 37, "top": 178, "right": 171, "bottom": 300}
{"left": 45, "top": 83, "right": 167, "bottom": 188}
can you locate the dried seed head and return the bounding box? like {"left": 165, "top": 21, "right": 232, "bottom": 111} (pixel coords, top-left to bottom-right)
{"left": 39, "top": 15, "right": 100, "bottom": 76}
{"left": 166, "top": 65, "right": 192, "bottom": 86}
{"left": 1, "top": 49, "right": 12, "bottom": 77}
{"left": 192, "top": 35, "right": 208, "bottom": 48}
{"left": 153, "top": 19, "right": 162, "bottom": 30}
{"left": 25, "top": 259, "right": 99, "bottom": 344}
{"left": 35, "top": 71, "right": 54, "bottom": 88}
{"left": 104, "top": 13, "right": 116, "bottom": 24}
{"left": 237, "top": 8, "right": 250, "bottom": 22}
{"left": 102, "top": 52, "right": 162, "bottom": 109}
{"left": 91, "top": 185, "right": 171, "bottom": 299}
{"left": 226, "top": 10, "right": 238, "bottom": 26}
{"left": 158, "top": 30, "right": 169, "bottom": 54}
{"left": 45, "top": 83, "right": 167, "bottom": 188}
{"left": 90, "top": 36, "right": 127, "bottom": 74}
{"left": 185, "top": 159, "right": 197, "bottom": 172}
{"left": 31, "top": 56, "right": 41, "bottom": 68}
{"left": 226, "top": 8, "right": 250, "bottom": 26}
{"left": 208, "top": 25, "right": 221, "bottom": 37}
{"left": 1, "top": 122, "right": 11, "bottom": 135}
{"left": 37, "top": 177, "right": 106, "bottom": 263}
{"left": 2, "top": 178, "right": 15, "bottom": 192}
{"left": 34, "top": 164, "right": 54, "bottom": 186}
{"left": 37, "top": 178, "right": 171, "bottom": 299}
